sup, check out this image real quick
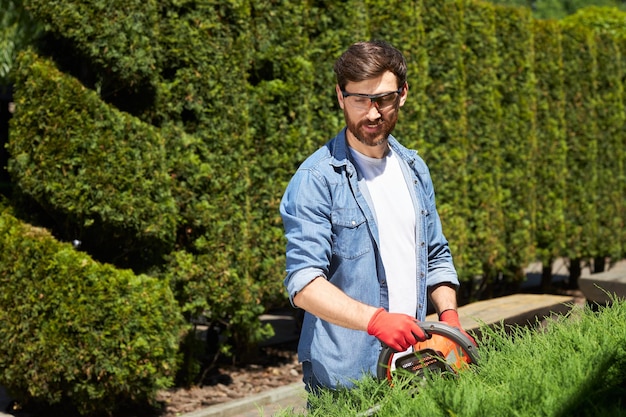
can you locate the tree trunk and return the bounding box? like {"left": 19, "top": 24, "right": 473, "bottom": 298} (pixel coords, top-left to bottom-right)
{"left": 593, "top": 256, "right": 606, "bottom": 274}
{"left": 541, "top": 260, "right": 553, "bottom": 292}
{"left": 569, "top": 258, "right": 581, "bottom": 289}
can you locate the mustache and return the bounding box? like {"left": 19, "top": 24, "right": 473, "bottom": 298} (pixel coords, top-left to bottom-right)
{"left": 360, "top": 118, "right": 385, "bottom": 127}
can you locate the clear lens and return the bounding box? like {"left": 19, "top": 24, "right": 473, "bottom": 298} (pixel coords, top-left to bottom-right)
{"left": 345, "top": 92, "right": 399, "bottom": 111}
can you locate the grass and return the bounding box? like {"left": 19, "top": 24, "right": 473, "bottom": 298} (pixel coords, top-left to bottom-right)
{"left": 276, "top": 297, "right": 626, "bottom": 416}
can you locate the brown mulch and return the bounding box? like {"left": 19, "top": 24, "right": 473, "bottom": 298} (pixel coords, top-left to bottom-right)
{"left": 156, "top": 342, "right": 301, "bottom": 417}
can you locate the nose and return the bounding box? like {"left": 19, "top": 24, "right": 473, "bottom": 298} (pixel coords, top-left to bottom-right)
{"left": 366, "top": 102, "right": 382, "bottom": 119}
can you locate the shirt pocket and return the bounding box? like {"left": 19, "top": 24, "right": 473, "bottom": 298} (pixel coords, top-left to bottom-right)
{"left": 331, "top": 208, "right": 370, "bottom": 259}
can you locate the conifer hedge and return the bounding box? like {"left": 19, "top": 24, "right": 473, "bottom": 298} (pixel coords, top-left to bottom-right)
{"left": 8, "top": 50, "right": 176, "bottom": 268}
{"left": 463, "top": 0, "right": 506, "bottom": 294}
{"left": 532, "top": 19, "right": 567, "bottom": 268}
{"left": 562, "top": 6, "right": 626, "bottom": 261}
{"left": 592, "top": 32, "right": 624, "bottom": 261}
{"left": 420, "top": 0, "right": 472, "bottom": 277}
{"left": 494, "top": 5, "right": 537, "bottom": 279}
{"left": 560, "top": 23, "right": 599, "bottom": 262}
{"left": 0, "top": 206, "right": 184, "bottom": 415}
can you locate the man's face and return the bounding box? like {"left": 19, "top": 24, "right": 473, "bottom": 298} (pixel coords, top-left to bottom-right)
{"left": 336, "top": 71, "right": 407, "bottom": 158}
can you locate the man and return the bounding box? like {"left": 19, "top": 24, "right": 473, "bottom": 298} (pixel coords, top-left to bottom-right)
{"left": 279, "top": 40, "right": 472, "bottom": 392}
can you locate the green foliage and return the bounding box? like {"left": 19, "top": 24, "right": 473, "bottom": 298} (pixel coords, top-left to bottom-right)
{"left": 495, "top": 5, "right": 537, "bottom": 278}
{"left": 562, "top": 7, "right": 626, "bottom": 259}
{"left": 420, "top": 0, "right": 472, "bottom": 279}
{"left": 245, "top": 1, "right": 340, "bottom": 308}
{"left": 0, "top": 208, "right": 185, "bottom": 416}
{"left": 161, "top": 249, "right": 272, "bottom": 383}
{"left": 483, "top": 0, "right": 626, "bottom": 19}
{"left": 560, "top": 22, "right": 600, "bottom": 260}
{"left": 564, "top": 5, "right": 626, "bottom": 38}
{"left": 463, "top": 0, "right": 506, "bottom": 289}
{"left": 0, "top": 0, "right": 42, "bottom": 84}
{"left": 532, "top": 19, "right": 567, "bottom": 265}
{"left": 8, "top": 50, "right": 177, "bottom": 268}
{"left": 22, "top": 0, "right": 159, "bottom": 86}
{"left": 590, "top": 33, "right": 624, "bottom": 260}
{"left": 279, "top": 299, "right": 626, "bottom": 416}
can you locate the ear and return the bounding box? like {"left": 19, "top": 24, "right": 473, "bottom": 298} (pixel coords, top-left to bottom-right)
{"left": 335, "top": 84, "right": 345, "bottom": 109}
{"left": 398, "top": 82, "right": 408, "bottom": 107}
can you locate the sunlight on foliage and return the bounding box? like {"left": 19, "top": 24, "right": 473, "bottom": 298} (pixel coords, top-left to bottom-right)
{"left": 276, "top": 299, "right": 626, "bottom": 416}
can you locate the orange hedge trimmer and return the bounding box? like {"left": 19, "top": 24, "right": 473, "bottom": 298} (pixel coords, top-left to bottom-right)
{"left": 377, "top": 321, "right": 480, "bottom": 382}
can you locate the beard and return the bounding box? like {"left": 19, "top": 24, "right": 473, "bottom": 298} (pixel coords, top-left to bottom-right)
{"left": 344, "top": 107, "right": 399, "bottom": 148}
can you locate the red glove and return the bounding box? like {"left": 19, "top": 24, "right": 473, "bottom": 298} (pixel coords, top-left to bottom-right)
{"left": 367, "top": 307, "right": 428, "bottom": 352}
{"left": 439, "top": 309, "right": 477, "bottom": 346}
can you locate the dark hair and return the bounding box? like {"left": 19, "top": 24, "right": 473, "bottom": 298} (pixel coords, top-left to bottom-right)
{"left": 333, "top": 40, "right": 407, "bottom": 90}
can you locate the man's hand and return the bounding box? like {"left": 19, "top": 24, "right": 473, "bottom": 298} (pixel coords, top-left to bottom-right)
{"left": 439, "top": 309, "right": 477, "bottom": 346}
{"left": 367, "top": 308, "right": 427, "bottom": 352}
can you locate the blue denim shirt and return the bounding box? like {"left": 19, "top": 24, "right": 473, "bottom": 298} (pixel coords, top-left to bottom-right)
{"left": 280, "top": 128, "right": 459, "bottom": 389}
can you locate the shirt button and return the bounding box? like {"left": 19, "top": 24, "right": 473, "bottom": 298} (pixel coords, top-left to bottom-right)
{"left": 420, "top": 241, "right": 425, "bottom": 247}
{"left": 351, "top": 220, "right": 356, "bottom": 226}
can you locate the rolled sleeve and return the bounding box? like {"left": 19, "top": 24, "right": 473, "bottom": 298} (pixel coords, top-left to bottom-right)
{"left": 284, "top": 267, "right": 327, "bottom": 306}
{"left": 280, "top": 162, "right": 333, "bottom": 306}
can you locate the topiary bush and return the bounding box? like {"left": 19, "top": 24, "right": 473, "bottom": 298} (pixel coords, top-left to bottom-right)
{"left": 8, "top": 50, "right": 177, "bottom": 270}
{"left": 0, "top": 206, "right": 185, "bottom": 416}
{"left": 22, "top": 0, "right": 160, "bottom": 88}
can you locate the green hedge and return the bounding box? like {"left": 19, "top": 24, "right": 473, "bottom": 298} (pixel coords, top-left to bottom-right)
{"left": 8, "top": 50, "right": 176, "bottom": 269}
{"left": 560, "top": 23, "right": 599, "bottom": 261}
{"left": 495, "top": 5, "right": 537, "bottom": 279}
{"left": 0, "top": 207, "right": 184, "bottom": 415}
{"left": 562, "top": 6, "right": 626, "bottom": 260}
{"left": 532, "top": 18, "right": 567, "bottom": 267}
{"left": 463, "top": 0, "right": 506, "bottom": 291}
{"left": 592, "top": 32, "right": 624, "bottom": 261}
{"left": 420, "top": 0, "right": 472, "bottom": 279}
{"left": 22, "top": 0, "right": 159, "bottom": 87}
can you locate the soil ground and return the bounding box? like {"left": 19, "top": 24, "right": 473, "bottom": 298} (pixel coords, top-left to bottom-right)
{"left": 156, "top": 341, "right": 301, "bottom": 417}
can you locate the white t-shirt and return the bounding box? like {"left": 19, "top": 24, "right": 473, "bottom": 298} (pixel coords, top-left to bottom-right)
{"left": 350, "top": 147, "right": 418, "bottom": 317}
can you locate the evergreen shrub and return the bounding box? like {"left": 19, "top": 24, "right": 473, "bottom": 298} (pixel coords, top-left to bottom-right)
{"left": 494, "top": 5, "right": 537, "bottom": 280}
{"left": 562, "top": 6, "right": 626, "bottom": 261}
{"left": 22, "top": 0, "right": 159, "bottom": 87}
{"left": 559, "top": 23, "right": 599, "bottom": 261}
{"left": 0, "top": 207, "right": 185, "bottom": 416}
{"left": 420, "top": 0, "right": 472, "bottom": 279}
{"left": 532, "top": 18, "right": 567, "bottom": 268}
{"left": 8, "top": 50, "right": 177, "bottom": 268}
{"left": 463, "top": 0, "right": 506, "bottom": 291}
{"left": 161, "top": 249, "right": 272, "bottom": 386}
